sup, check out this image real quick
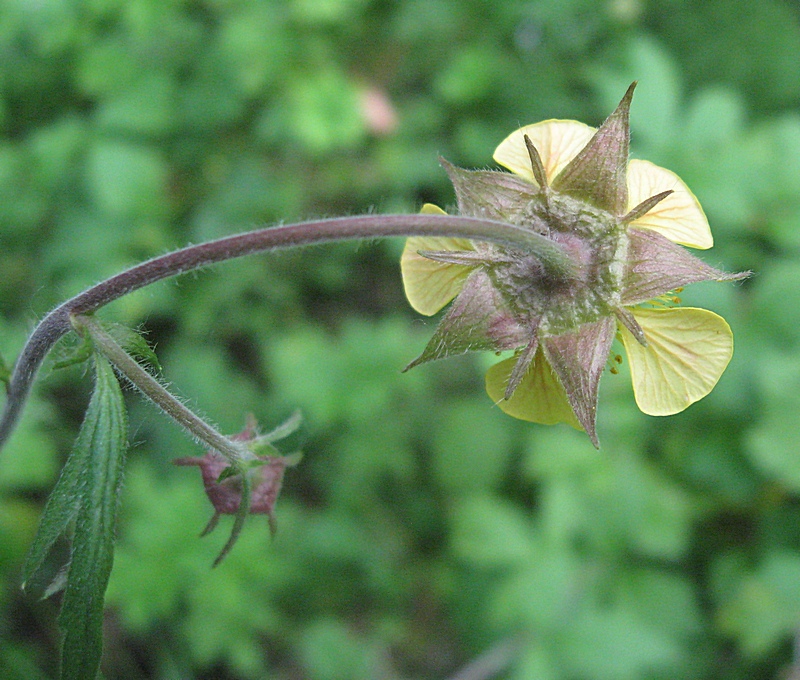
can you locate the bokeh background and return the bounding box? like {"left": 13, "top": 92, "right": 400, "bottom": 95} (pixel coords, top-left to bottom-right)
{"left": 1, "top": 0, "right": 799, "bottom": 678}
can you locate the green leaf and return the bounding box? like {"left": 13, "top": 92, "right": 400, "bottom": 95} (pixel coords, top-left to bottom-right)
{"left": 107, "top": 323, "right": 162, "bottom": 373}
{"left": 298, "top": 619, "right": 373, "bottom": 680}
{"left": 562, "top": 599, "right": 683, "bottom": 680}
{"left": 716, "top": 551, "right": 800, "bottom": 658}
{"left": 592, "top": 36, "right": 682, "bottom": 153}
{"left": 58, "top": 354, "right": 128, "bottom": 680}
{"left": 86, "top": 139, "right": 168, "bottom": 219}
{"left": 53, "top": 320, "right": 160, "bottom": 373}
{"left": 0, "top": 349, "right": 9, "bottom": 385}
{"left": 431, "top": 399, "right": 515, "bottom": 492}
{"left": 22, "top": 392, "right": 100, "bottom": 590}
{"left": 450, "top": 494, "right": 535, "bottom": 567}
{"left": 51, "top": 334, "right": 94, "bottom": 370}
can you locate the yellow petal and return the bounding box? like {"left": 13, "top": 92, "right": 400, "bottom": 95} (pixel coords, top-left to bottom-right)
{"left": 620, "top": 307, "right": 733, "bottom": 416}
{"left": 627, "top": 159, "right": 713, "bottom": 249}
{"left": 485, "top": 351, "right": 582, "bottom": 429}
{"left": 493, "top": 120, "right": 596, "bottom": 186}
{"left": 401, "top": 204, "right": 474, "bottom": 316}
{"left": 420, "top": 203, "right": 446, "bottom": 215}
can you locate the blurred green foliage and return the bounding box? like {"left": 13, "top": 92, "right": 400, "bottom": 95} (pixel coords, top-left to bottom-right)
{"left": 1, "top": 0, "right": 799, "bottom": 678}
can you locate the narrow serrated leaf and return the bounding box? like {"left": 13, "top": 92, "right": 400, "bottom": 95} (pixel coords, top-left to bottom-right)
{"left": 57, "top": 354, "right": 128, "bottom": 680}
{"left": 22, "top": 386, "right": 101, "bottom": 591}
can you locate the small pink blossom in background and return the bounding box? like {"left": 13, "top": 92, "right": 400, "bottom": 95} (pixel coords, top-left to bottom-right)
{"left": 360, "top": 86, "right": 398, "bottom": 136}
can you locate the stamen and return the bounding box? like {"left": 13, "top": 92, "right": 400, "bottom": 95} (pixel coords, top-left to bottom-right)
{"left": 651, "top": 289, "right": 683, "bottom": 307}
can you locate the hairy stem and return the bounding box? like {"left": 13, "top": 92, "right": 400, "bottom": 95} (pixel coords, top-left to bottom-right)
{"left": 0, "top": 213, "right": 572, "bottom": 450}
{"left": 74, "top": 315, "right": 252, "bottom": 464}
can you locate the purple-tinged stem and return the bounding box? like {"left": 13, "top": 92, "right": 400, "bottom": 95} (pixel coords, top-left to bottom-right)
{"left": 0, "top": 213, "right": 572, "bottom": 450}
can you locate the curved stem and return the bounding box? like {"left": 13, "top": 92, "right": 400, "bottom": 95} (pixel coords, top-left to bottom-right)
{"left": 0, "top": 213, "right": 572, "bottom": 450}
{"left": 73, "top": 315, "right": 252, "bottom": 464}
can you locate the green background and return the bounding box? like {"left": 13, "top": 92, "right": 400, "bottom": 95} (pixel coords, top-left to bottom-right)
{"left": 1, "top": 0, "right": 799, "bottom": 678}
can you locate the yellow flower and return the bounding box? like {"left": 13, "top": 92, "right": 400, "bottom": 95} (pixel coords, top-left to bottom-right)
{"left": 401, "top": 84, "right": 745, "bottom": 446}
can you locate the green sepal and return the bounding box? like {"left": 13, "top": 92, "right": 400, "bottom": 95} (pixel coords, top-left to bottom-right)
{"left": 216, "top": 462, "right": 249, "bottom": 483}
{"left": 620, "top": 227, "right": 748, "bottom": 306}
{"left": 216, "top": 451, "right": 303, "bottom": 485}
{"left": 441, "top": 159, "right": 545, "bottom": 228}
{"left": 260, "top": 410, "right": 303, "bottom": 445}
{"left": 551, "top": 82, "right": 635, "bottom": 214}
{"left": 24, "top": 353, "right": 129, "bottom": 680}
{"left": 541, "top": 316, "right": 616, "bottom": 448}
{"left": 213, "top": 470, "right": 252, "bottom": 568}
{"left": 404, "top": 269, "right": 527, "bottom": 370}
{"left": 200, "top": 513, "right": 221, "bottom": 537}
{"left": 281, "top": 451, "right": 303, "bottom": 467}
